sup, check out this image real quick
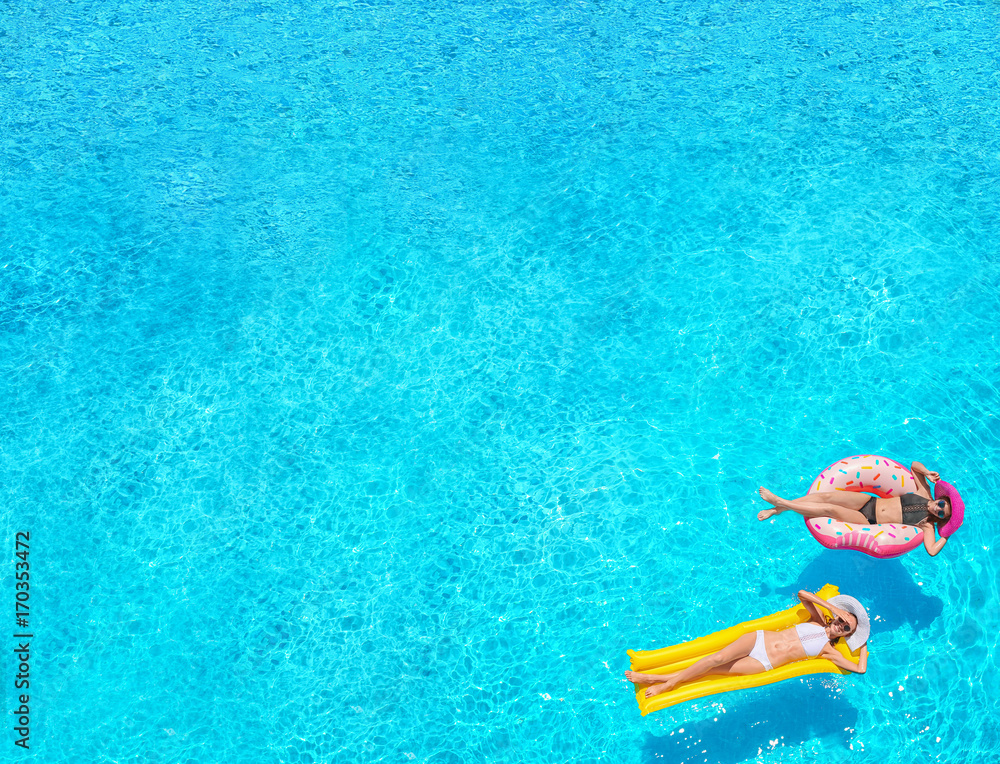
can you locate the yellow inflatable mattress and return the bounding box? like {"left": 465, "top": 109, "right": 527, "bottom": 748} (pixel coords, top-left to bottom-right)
{"left": 627, "top": 584, "right": 864, "bottom": 715}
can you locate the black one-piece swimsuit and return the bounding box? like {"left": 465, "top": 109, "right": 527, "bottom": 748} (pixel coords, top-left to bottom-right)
{"left": 858, "top": 493, "right": 927, "bottom": 525}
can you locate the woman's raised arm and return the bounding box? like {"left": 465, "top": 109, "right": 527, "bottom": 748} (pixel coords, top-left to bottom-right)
{"left": 910, "top": 461, "right": 940, "bottom": 497}
{"left": 798, "top": 589, "right": 857, "bottom": 624}
{"left": 797, "top": 590, "right": 832, "bottom": 624}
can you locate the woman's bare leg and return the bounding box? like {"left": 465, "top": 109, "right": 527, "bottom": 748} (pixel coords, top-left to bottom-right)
{"left": 706, "top": 656, "right": 770, "bottom": 676}
{"left": 626, "top": 633, "right": 761, "bottom": 697}
{"left": 757, "top": 487, "right": 869, "bottom": 523}
{"left": 626, "top": 655, "right": 768, "bottom": 688}
{"left": 624, "top": 670, "right": 673, "bottom": 685}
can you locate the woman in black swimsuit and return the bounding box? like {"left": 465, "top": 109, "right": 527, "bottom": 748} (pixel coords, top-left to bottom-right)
{"left": 756, "top": 461, "right": 964, "bottom": 556}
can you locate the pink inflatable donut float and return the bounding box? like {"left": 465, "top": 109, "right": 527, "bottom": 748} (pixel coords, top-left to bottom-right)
{"left": 805, "top": 454, "right": 922, "bottom": 559}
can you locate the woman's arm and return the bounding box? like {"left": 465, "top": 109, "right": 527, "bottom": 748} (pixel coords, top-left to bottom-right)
{"left": 820, "top": 643, "right": 867, "bottom": 674}
{"left": 798, "top": 589, "right": 853, "bottom": 622}
{"left": 918, "top": 520, "right": 948, "bottom": 556}
{"left": 910, "top": 461, "right": 940, "bottom": 497}
{"left": 798, "top": 590, "right": 834, "bottom": 624}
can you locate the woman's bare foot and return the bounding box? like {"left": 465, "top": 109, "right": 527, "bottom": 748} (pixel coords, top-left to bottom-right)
{"left": 757, "top": 508, "right": 780, "bottom": 521}
{"left": 758, "top": 487, "right": 783, "bottom": 506}
{"left": 625, "top": 671, "right": 666, "bottom": 685}
{"left": 645, "top": 680, "right": 676, "bottom": 697}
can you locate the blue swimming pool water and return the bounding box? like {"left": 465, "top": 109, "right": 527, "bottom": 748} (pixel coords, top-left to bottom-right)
{"left": 2, "top": 0, "right": 999, "bottom": 761}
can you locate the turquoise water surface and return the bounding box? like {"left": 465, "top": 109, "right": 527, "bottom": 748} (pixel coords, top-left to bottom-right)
{"left": 2, "top": 0, "right": 999, "bottom": 761}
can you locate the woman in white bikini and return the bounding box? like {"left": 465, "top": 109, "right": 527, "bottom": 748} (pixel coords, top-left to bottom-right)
{"left": 625, "top": 591, "right": 869, "bottom": 698}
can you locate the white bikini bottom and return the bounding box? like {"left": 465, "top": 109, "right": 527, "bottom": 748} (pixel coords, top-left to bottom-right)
{"left": 749, "top": 630, "right": 773, "bottom": 671}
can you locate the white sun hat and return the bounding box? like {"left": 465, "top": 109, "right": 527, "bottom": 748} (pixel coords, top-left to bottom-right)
{"left": 829, "top": 594, "right": 870, "bottom": 652}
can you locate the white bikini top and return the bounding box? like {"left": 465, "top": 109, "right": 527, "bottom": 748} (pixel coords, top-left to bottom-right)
{"left": 795, "top": 622, "right": 829, "bottom": 657}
